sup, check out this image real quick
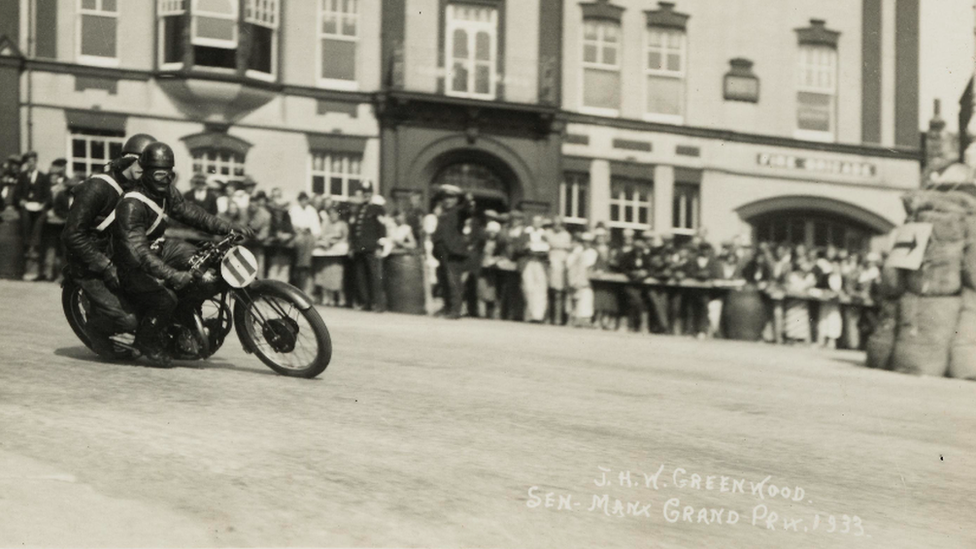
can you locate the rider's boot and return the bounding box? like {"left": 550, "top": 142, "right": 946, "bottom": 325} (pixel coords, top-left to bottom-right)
{"left": 134, "top": 316, "right": 172, "bottom": 368}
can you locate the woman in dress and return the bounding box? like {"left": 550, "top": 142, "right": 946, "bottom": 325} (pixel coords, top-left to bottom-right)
{"left": 313, "top": 207, "right": 349, "bottom": 306}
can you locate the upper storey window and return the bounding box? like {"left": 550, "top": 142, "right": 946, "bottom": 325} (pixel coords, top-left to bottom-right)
{"left": 192, "top": 0, "right": 239, "bottom": 69}
{"left": 445, "top": 4, "right": 498, "bottom": 100}
{"left": 579, "top": 0, "right": 624, "bottom": 114}
{"left": 643, "top": 3, "right": 689, "bottom": 123}
{"left": 319, "top": 0, "right": 359, "bottom": 88}
{"left": 78, "top": 0, "right": 119, "bottom": 66}
{"left": 795, "top": 19, "right": 840, "bottom": 142}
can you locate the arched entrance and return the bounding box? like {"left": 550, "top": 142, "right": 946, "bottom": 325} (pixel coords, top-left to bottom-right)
{"left": 432, "top": 162, "right": 510, "bottom": 213}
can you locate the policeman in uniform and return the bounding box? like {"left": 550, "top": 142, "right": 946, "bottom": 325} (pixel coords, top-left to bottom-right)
{"left": 62, "top": 133, "right": 157, "bottom": 357}
{"left": 112, "top": 142, "right": 252, "bottom": 366}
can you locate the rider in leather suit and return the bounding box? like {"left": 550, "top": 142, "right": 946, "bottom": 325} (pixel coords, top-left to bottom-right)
{"left": 62, "top": 133, "right": 157, "bottom": 357}
{"left": 113, "top": 142, "right": 252, "bottom": 366}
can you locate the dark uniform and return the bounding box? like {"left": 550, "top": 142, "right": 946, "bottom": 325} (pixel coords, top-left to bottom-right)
{"left": 62, "top": 134, "right": 157, "bottom": 356}
{"left": 617, "top": 243, "right": 653, "bottom": 332}
{"left": 348, "top": 187, "right": 387, "bottom": 312}
{"left": 113, "top": 142, "right": 239, "bottom": 364}
{"left": 432, "top": 189, "right": 472, "bottom": 319}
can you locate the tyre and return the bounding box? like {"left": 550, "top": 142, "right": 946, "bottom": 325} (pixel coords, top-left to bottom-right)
{"left": 62, "top": 280, "right": 94, "bottom": 350}
{"left": 233, "top": 290, "right": 332, "bottom": 378}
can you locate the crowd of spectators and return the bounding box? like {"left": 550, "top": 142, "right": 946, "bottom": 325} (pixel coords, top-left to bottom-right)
{"left": 0, "top": 151, "right": 885, "bottom": 349}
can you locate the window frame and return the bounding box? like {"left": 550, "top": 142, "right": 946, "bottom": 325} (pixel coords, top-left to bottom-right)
{"left": 608, "top": 177, "right": 653, "bottom": 230}
{"left": 190, "top": 0, "right": 239, "bottom": 51}
{"left": 243, "top": 0, "right": 280, "bottom": 81}
{"left": 580, "top": 18, "right": 622, "bottom": 116}
{"left": 444, "top": 3, "right": 498, "bottom": 101}
{"left": 308, "top": 150, "right": 363, "bottom": 201}
{"left": 67, "top": 130, "right": 125, "bottom": 179}
{"left": 795, "top": 44, "right": 838, "bottom": 142}
{"left": 559, "top": 172, "right": 589, "bottom": 226}
{"left": 643, "top": 26, "right": 686, "bottom": 124}
{"left": 317, "top": 0, "right": 360, "bottom": 91}
{"left": 76, "top": 0, "right": 120, "bottom": 67}
{"left": 157, "top": 0, "right": 186, "bottom": 71}
{"left": 671, "top": 182, "right": 700, "bottom": 235}
{"left": 191, "top": 148, "right": 247, "bottom": 181}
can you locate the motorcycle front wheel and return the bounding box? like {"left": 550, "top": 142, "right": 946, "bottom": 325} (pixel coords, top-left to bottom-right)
{"left": 233, "top": 289, "right": 332, "bottom": 378}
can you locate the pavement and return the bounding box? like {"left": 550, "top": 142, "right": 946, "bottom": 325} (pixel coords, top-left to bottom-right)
{"left": 0, "top": 279, "right": 973, "bottom": 549}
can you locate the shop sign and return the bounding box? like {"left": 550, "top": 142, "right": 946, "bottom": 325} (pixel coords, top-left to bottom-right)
{"left": 756, "top": 153, "right": 877, "bottom": 178}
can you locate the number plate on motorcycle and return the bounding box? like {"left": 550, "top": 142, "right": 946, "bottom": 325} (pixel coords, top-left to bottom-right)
{"left": 221, "top": 246, "right": 259, "bottom": 288}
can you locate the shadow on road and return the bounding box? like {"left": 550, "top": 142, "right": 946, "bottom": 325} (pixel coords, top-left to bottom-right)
{"left": 53, "top": 346, "right": 286, "bottom": 377}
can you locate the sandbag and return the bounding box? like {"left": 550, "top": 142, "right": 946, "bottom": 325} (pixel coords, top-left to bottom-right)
{"left": 902, "top": 190, "right": 976, "bottom": 215}
{"left": 916, "top": 210, "right": 966, "bottom": 242}
{"left": 865, "top": 301, "right": 897, "bottom": 370}
{"left": 892, "top": 294, "right": 961, "bottom": 376}
{"left": 948, "top": 289, "right": 976, "bottom": 380}
{"left": 905, "top": 240, "right": 964, "bottom": 296}
{"left": 879, "top": 265, "right": 905, "bottom": 299}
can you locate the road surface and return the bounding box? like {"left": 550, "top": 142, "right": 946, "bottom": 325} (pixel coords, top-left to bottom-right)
{"left": 0, "top": 279, "right": 973, "bottom": 548}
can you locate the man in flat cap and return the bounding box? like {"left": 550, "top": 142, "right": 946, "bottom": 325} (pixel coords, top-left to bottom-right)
{"left": 431, "top": 184, "right": 474, "bottom": 319}
{"left": 12, "top": 151, "right": 52, "bottom": 277}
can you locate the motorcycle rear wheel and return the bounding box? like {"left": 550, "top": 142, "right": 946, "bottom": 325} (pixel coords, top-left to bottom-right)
{"left": 61, "top": 280, "right": 136, "bottom": 359}
{"left": 233, "top": 291, "right": 332, "bottom": 378}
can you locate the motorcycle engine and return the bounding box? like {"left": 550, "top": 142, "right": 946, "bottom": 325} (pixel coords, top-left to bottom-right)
{"left": 174, "top": 326, "right": 201, "bottom": 357}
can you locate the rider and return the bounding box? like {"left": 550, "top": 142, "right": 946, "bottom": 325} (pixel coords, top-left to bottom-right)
{"left": 62, "top": 133, "right": 157, "bottom": 357}
{"left": 112, "top": 142, "right": 253, "bottom": 365}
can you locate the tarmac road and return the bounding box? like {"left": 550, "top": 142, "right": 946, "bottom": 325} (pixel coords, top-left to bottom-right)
{"left": 0, "top": 279, "right": 974, "bottom": 549}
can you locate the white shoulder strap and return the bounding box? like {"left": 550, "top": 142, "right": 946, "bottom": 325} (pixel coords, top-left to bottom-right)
{"left": 123, "top": 192, "right": 168, "bottom": 236}
{"left": 91, "top": 173, "right": 123, "bottom": 196}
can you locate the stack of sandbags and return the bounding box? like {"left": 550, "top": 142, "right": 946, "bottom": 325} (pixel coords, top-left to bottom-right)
{"left": 949, "top": 289, "right": 976, "bottom": 380}
{"left": 886, "top": 190, "right": 974, "bottom": 377}
{"left": 865, "top": 300, "right": 897, "bottom": 370}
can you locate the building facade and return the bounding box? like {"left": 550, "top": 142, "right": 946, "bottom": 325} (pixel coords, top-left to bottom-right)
{"left": 1, "top": 0, "right": 922, "bottom": 251}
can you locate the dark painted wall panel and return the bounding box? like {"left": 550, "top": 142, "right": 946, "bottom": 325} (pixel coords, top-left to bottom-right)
{"left": 0, "top": 65, "right": 20, "bottom": 159}
{"left": 861, "top": 0, "right": 882, "bottom": 144}
{"left": 381, "top": 0, "right": 405, "bottom": 88}
{"left": 0, "top": 0, "right": 18, "bottom": 43}
{"left": 35, "top": 0, "right": 57, "bottom": 59}
{"left": 538, "top": 0, "right": 562, "bottom": 106}
{"left": 895, "top": 0, "right": 920, "bottom": 148}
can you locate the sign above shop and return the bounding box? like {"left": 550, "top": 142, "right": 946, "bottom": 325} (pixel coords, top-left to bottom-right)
{"left": 756, "top": 153, "right": 877, "bottom": 178}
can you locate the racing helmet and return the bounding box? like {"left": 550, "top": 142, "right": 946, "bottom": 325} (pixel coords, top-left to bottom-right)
{"left": 139, "top": 142, "right": 176, "bottom": 195}
{"left": 121, "top": 133, "right": 157, "bottom": 158}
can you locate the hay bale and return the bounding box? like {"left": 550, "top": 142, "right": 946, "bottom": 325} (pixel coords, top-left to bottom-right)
{"left": 892, "top": 294, "right": 961, "bottom": 376}
{"left": 905, "top": 240, "right": 964, "bottom": 296}
{"left": 949, "top": 289, "right": 976, "bottom": 380}
{"left": 916, "top": 210, "right": 967, "bottom": 242}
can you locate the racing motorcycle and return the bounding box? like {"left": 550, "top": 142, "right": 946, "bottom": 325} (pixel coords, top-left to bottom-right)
{"left": 61, "top": 233, "right": 332, "bottom": 378}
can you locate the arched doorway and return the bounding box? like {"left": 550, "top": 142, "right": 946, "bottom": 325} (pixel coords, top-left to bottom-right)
{"left": 432, "top": 161, "right": 510, "bottom": 213}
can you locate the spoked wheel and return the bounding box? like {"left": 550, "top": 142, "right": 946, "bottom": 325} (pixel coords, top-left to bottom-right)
{"left": 61, "top": 281, "right": 136, "bottom": 358}
{"left": 234, "top": 292, "right": 331, "bottom": 378}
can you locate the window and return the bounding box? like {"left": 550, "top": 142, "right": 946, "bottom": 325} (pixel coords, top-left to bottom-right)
{"left": 78, "top": 0, "right": 118, "bottom": 65}
{"left": 609, "top": 177, "right": 652, "bottom": 229}
{"left": 319, "top": 0, "right": 359, "bottom": 87}
{"left": 192, "top": 149, "right": 246, "bottom": 180}
{"left": 244, "top": 0, "right": 279, "bottom": 78}
{"left": 158, "top": 0, "right": 186, "bottom": 69}
{"left": 192, "top": 0, "right": 238, "bottom": 69}
{"left": 69, "top": 131, "right": 124, "bottom": 178}
{"left": 796, "top": 45, "right": 837, "bottom": 140}
{"left": 672, "top": 182, "right": 699, "bottom": 233}
{"left": 560, "top": 173, "right": 588, "bottom": 225}
{"left": 582, "top": 20, "right": 621, "bottom": 112}
{"left": 645, "top": 27, "right": 685, "bottom": 121}
{"left": 310, "top": 151, "right": 362, "bottom": 200}
{"left": 753, "top": 212, "right": 870, "bottom": 253}
{"left": 445, "top": 4, "right": 498, "bottom": 99}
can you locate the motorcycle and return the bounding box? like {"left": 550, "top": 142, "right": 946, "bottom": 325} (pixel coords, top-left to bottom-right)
{"left": 61, "top": 233, "right": 332, "bottom": 378}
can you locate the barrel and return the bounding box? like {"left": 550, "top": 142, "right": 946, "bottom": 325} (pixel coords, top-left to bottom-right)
{"left": 721, "top": 286, "right": 768, "bottom": 341}
{"left": 0, "top": 207, "right": 24, "bottom": 279}
{"left": 384, "top": 252, "right": 426, "bottom": 315}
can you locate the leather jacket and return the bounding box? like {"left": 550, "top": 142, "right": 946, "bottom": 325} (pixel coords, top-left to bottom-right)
{"left": 113, "top": 182, "right": 233, "bottom": 284}
{"left": 61, "top": 170, "right": 132, "bottom": 276}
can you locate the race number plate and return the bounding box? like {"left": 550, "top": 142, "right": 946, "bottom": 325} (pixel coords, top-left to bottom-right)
{"left": 221, "top": 245, "right": 259, "bottom": 288}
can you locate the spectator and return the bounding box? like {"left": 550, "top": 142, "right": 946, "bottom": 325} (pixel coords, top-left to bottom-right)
{"left": 184, "top": 174, "right": 218, "bottom": 215}
{"left": 431, "top": 185, "right": 472, "bottom": 319}
{"left": 815, "top": 246, "right": 844, "bottom": 348}
{"left": 404, "top": 193, "right": 427, "bottom": 243}
{"left": 289, "top": 191, "right": 322, "bottom": 295}
{"left": 219, "top": 200, "right": 246, "bottom": 225}
{"left": 348, "top": 180, "right": 388, "bottom": 313}
{"left": 235, "top": 176, "right": 257, "bottom": 212}
{"left": 40, "top": 158, "right": 69, "bottom": 281}
{"left": 566, "top": 232, "right": 598, "bottom": 328}
{"left": 518, "top": 215, "right": 550, "bottom": 323}
{"left": 1, "top": 155, "right": 22, "bottom": 211}
{"left": 497, "top": 211, "right": 525, "bottom": 321}
{"left": 215, "top": 179, "right": 238, "bottom": 215}
{"left": 12, "top": 151, "right": 52, "bottom": 280}
{"left": 245, "top": 190, "right": 272, "bottom": 277}
{"left": 266, "top": 189, "right": 295, "bottom": 283}
{"left": 783, "top": 255, "right": 817, "bottom": 344}
{"left": 546, "top": 216, "right": 572, "bottom": 325}
{"left": 390, "top": 209, "right": 418, "bottom": 251}
{"left": 313, "top": 207, "right": 349, "bottom": 306}
{"left": 591, "top": 226, "right": 619, "bottom": 330}
{"left": 479, "top": 218, "right": 503, "bottom": 318}
{"left": 462, "top": 211, "right": 487, "bottom": 317}
{"left": 617, "top": 232, "right": 651, "bottom": 332}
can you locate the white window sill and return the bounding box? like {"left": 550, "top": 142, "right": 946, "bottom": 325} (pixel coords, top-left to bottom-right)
{"left": 607, "top": 222, "right": 652, "bottom": 230}
{"left": 246, "top": 69, "right": 276, "bottom": 82}
{"left": 643, "top": 113, "right": 684, "bottom": 125}
{"left": 578, "top": 106, "right": 620, "bottom": 118}
{"left": 793, "top": 129, "right": 835, "bottom": 143}
{"left": 159, "top": 62, "right": 184, "bottom": 71}
{"left": 670, "top": 227, "right": 697, "bottom": 236}
{"left": 317, "top": 79, "right": 360, "bottom": 91}
{"left": 445, "top": 90, "right": 497, "bottom": 101}
{"left": 77, "top": 55, "right": 119, "bottom": 68}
